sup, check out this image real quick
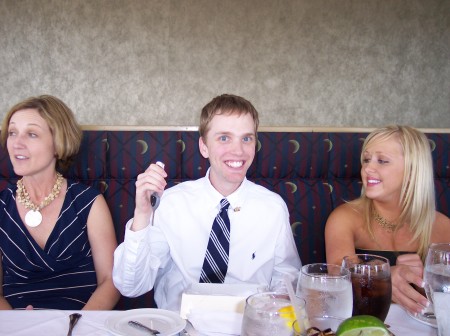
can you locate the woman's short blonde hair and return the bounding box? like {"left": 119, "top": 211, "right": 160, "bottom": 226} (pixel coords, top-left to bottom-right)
{"left": 358, "top": 125, "right": 436, "bottom": 259}
{"left": 1, "top": 95, "right": 83, "bottom": 171}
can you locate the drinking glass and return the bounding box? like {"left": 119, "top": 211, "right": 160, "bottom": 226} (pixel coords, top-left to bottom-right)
{"left": 342, "top": 254, "right": 392, "bottom": 321}
{"left": 398, "top": 263, "right": 436, "bottom": 323}
{"left": 241, "top": 292, "right": 307, "bottom": 336}
{"left": 424, "top": 243, "right": 450, "bottom": 336}
{"left": 296, "top": 263, "right": 353, "bottom": 320}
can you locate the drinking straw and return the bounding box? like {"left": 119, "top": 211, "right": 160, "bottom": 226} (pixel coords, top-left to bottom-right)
{"left": 282, "top": 274, "right": 309, "bottom": 330}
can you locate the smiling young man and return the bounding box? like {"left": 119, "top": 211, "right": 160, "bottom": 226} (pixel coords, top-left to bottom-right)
{"left": 113, "top": 94, "right": 301, "bottom": 311}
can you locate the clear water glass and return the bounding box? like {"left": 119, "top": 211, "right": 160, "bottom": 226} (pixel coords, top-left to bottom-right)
{"left": 296, "top": 263, "right": 353, "bottom": 320}
{"left": 424, "top": 243, "right": 450, "bottom": 336}
{"left": 241, "top": 292, "right": 307, "bottom": 336}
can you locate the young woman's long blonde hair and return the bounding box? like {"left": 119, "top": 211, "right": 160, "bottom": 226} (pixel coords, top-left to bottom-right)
{"left": 356, "top": 125, "right": 436, "bottom": 260}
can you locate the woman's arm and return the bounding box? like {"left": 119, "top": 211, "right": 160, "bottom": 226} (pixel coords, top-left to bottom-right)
{"left": 431, "top": 211, "right": 450, "bottom": 243}
{"left": 83, "top": 195, "right": 120, "bottom": 310}
{"left": 392, "top": 254, "right": 428, "bottom": 314}
{"left": 0, "top": 252, "right": 13, "bottom": 310}
{"left": 394, "top": 211, "right": 450, "bottom": 312}
{"left": 325, "top": 204, "right": 358, "bottom": 266}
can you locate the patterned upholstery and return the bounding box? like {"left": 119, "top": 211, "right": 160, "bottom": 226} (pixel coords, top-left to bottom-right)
{"left": 0, "top": 130, "right": 448, "bottom": 310}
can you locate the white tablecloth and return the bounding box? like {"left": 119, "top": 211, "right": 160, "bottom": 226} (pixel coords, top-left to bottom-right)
{"left": 0, "top": 304, "right": 436, "bottom": 336}
{"left": 385, "top": 304, "right": 436, "bottom": 336}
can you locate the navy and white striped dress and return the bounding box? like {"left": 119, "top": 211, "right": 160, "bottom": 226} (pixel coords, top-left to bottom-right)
{"left": 0, "top": 180, "right": 99, "bottom": 309}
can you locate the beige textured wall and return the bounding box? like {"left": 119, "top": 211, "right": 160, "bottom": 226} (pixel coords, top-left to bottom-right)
{"left": 1, "top": 0, "right": 449, "bottom": 127}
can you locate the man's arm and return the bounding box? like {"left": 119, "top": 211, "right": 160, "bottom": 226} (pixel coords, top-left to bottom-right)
{"left": 271, "top": 204, "right": 302, "bottom": 288}
{"left": 113, "top": 219, "right": 170, "bottom": 297}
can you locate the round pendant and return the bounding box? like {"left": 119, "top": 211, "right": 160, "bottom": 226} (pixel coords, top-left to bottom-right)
{"left": 25, "top": 210, "right": 43, "bottom": 228}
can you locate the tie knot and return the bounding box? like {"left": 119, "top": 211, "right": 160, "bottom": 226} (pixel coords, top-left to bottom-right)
{"left": 220, "top": 198, "right": 230, "bottom": 211}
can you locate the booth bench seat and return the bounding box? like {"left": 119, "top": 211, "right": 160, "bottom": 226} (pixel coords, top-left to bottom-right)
{"left": 0, "top": 126, "right": 448, "bottom": 310}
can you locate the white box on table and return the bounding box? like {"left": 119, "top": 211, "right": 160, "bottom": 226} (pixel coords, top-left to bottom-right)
{"left": 179, "top": 283, "right": 261, "bottom": 319}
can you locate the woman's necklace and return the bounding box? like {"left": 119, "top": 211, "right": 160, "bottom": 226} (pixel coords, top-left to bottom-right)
{"left": 16, "top": 172, "right": 64, "bottom": 228}
{"left": 373, "top": 210, "right": 399, "bottom": 233}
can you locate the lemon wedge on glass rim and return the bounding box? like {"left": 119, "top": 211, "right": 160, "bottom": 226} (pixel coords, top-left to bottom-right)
{"left": 278, "top": 305, "right": 297, "bottom": 328}
{"left": 336, "top": 315, "right": 390, "bottom": 336}
{"left": 278, "top": 305, "right": 306, "bottom": 333}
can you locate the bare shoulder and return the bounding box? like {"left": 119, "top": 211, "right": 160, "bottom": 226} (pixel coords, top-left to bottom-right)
{"left": 436, "top": 211, "right": 450, "bottom": 222}
{"left": 432, "top": 211, "right": 450, "bottom": 241}
{"left": 326, "top": 202, "right": 363, "bottom": 227}
{"left": 87, "top": 194, "right": 114, "bottom": 229}
{"left": 325, "top": 201, "right": 364, "bottom": 239}
{"left": 325, "top": 202, "right": 364, "bottom": 264}
{"left": 92, "top": 193, "right": 112, "bottom": 213}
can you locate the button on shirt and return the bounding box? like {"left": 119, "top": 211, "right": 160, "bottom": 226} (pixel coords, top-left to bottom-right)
{"left": 113, "top": 171, "right": 301, "bottom": 311}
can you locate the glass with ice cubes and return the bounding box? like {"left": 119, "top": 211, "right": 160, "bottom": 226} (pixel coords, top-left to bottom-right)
{"left": 424, "top": 243, "right": 450, "bottom": 336}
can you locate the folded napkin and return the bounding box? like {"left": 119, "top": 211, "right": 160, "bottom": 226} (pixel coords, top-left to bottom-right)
{"left": 187, "top": 309, "right": 243, "bottom": 336}
{"left": 180, "top": 283, "right": 260, "bottom": 318}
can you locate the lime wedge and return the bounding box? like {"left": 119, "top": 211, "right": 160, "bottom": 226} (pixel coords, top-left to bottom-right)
{"left": 336, "top": 315, "right": 389, "bottom": 336}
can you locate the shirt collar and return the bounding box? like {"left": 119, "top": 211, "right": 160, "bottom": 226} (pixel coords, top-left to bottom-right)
{"left": 204, "top": 168, "right": 248, "bottom": 212}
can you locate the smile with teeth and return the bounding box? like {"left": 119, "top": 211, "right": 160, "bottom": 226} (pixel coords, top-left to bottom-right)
{"left": 226, "top": 161, "right": 243, "bottom": 168}
{"left": 367, "top": 179, "right": 380, "bottom": 184}
{"left": 15, "top": 155, "right": 28, "bottom": 160}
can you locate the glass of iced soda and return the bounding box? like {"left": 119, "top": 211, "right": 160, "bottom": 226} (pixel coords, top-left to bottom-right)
{"left": 342, "top": 254, "right": 392, "bottom": 321}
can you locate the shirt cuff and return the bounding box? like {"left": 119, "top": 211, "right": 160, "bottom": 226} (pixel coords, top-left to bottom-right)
{"left": 124, "top": 218, "right": 152, "bottom": 242}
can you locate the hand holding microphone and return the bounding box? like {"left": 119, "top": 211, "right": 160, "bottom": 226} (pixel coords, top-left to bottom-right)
{"left": 132, "top": 161, "right": 167, "bottom": 231}
{"left": 150, "top": 161, "right": 165, "bottom": 210}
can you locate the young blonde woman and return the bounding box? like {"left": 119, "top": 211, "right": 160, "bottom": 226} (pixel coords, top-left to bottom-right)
{"left": 325, "top": 125, "right": 450, "bottom": 314}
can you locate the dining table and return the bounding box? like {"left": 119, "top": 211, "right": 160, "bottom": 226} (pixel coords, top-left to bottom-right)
{"left": 0, "top": 303, "right": 437, "bottom": 336}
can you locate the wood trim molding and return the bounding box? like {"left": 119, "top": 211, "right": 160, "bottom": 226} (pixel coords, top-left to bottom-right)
{"left": 81, "top": 125, "right": 450, "bottom": 133}
{"left": 81, "top": 125, "right": 199, "bottom": 131}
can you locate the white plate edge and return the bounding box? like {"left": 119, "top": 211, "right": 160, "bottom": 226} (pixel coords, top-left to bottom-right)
{"left": 406, "top": 310, "right": 437, "bottom": 329}
{"left": 105, "top": 308, "right": 187, "bottom": 336}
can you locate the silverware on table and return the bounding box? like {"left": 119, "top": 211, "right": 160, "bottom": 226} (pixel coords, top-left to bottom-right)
{"left": 67, "top": 313, "right": 82, "bottom": 336}
{"left": 180, "top": 319, "right": 194, "bottom": 335}
{"left": 423, "top": 311, "right": 436, "bottom": 319}
{"left": 128, "top": 320, "right": 161, "bottom": 335}
{"left": 384, "top": 324, "right": 396, "bottom": 336}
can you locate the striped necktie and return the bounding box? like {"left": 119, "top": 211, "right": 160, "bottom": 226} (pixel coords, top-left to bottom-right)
{"left": 200, "top": 198, "right": 231, "bottom": 283}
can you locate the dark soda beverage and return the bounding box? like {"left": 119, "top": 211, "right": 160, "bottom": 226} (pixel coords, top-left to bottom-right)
{"left": 351, "top": 272, "right": 392, "bottom": 321}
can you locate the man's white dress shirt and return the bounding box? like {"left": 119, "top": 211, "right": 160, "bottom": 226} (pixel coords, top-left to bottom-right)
{"left": 113, "top": 172, "right": 301, "bottom": 311}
